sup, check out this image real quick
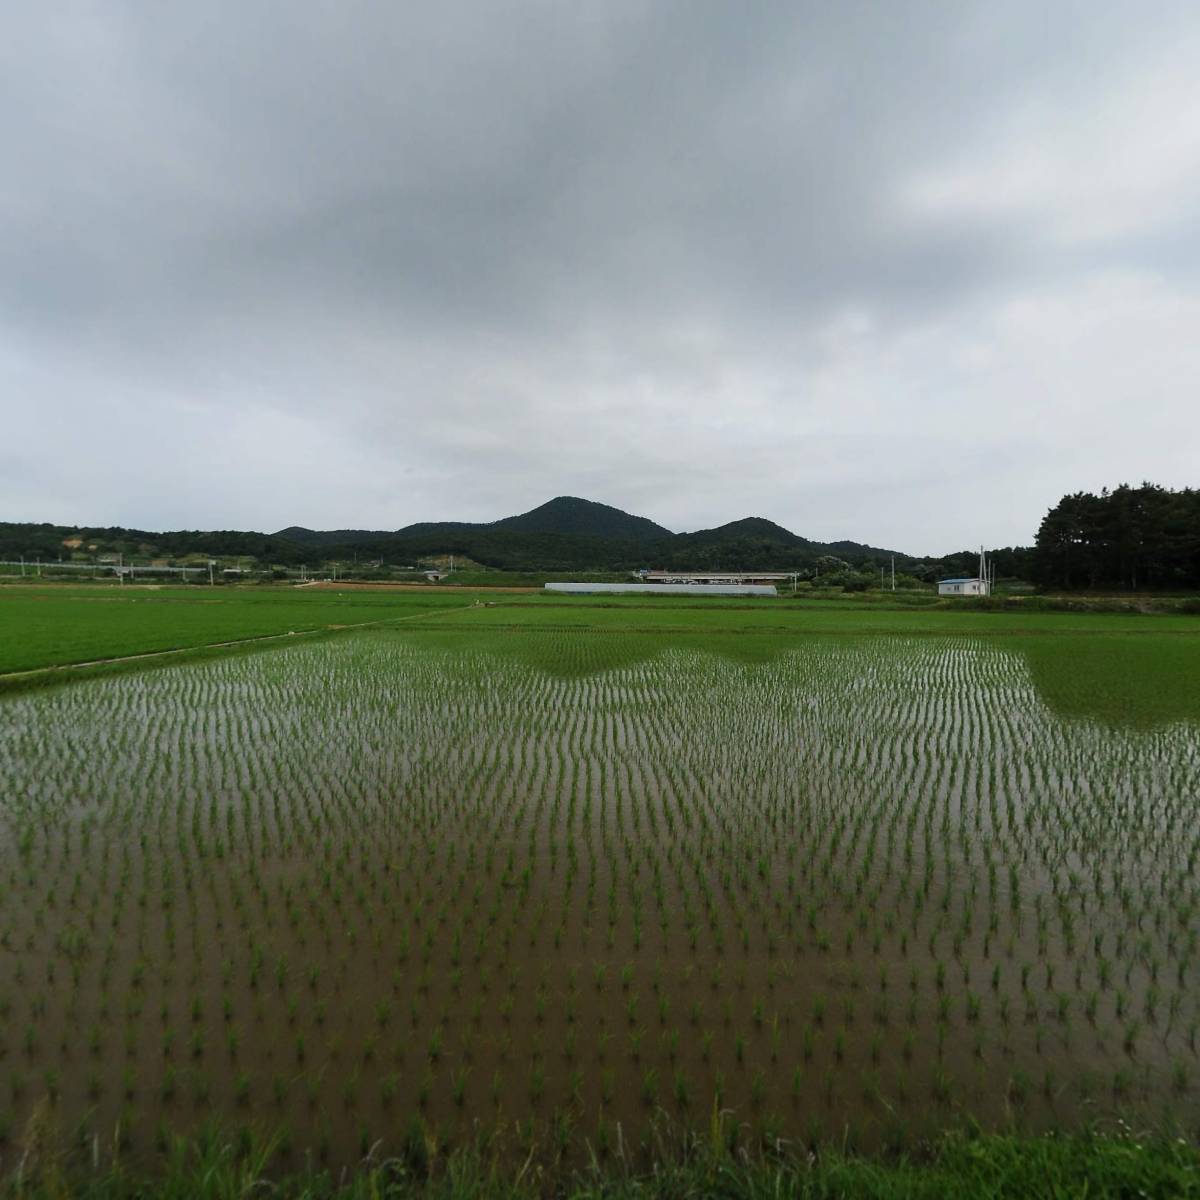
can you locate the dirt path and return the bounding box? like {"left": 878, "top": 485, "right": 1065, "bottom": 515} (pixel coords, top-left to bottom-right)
{"left": 0, "top": 603, "right": 479, "bottom": 686}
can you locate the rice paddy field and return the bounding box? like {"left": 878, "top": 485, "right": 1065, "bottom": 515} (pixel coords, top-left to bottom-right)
{"left": 1, "top": 584, "right": 1199, "bottom": 1171}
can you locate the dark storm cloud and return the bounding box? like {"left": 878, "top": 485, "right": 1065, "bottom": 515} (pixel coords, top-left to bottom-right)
{"left": 3, "top": 2, "right": 1199, "bottom": 551}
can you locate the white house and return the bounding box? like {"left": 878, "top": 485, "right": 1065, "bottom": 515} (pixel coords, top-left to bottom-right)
{"left": 938, "top": 577, "right": 989, "bottom": 597}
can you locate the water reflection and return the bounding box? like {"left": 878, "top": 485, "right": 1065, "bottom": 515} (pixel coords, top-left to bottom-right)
{"left": 404, "top": 626, "right": 794, "bottom": 678}
{"left": 408, "top": 626, "right": 1200, "bottom": 730}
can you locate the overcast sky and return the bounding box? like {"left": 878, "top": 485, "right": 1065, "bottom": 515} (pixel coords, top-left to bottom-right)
{"left": 3, "top": 2, "right": 1199, "bottom": 553}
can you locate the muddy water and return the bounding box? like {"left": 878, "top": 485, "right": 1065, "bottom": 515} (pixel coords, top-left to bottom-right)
{"left": 0, "top": 630, "right": 1197, "bottom": 1169}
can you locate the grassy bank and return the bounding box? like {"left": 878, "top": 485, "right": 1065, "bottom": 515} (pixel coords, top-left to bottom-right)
{"left": 4, "top": 1126, "right": 1199, "bottom": 1198}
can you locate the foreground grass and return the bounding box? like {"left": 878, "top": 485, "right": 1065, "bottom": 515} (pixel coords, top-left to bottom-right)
{"left": 5, "top": 1127, "right": 1199, "bottom": 1198}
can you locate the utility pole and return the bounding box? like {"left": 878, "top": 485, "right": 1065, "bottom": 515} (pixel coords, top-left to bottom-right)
{"left": 891, "top": 556, "right": 896, "bottom": 591}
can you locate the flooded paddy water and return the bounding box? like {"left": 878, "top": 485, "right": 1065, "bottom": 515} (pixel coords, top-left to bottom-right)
{"left": 1, "top": 625, "right": 1198, "bottom": 1168}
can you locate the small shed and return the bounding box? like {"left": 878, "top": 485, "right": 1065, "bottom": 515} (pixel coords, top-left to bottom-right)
{"left": 938, "top": 577, "right": 988, "bottom": 597}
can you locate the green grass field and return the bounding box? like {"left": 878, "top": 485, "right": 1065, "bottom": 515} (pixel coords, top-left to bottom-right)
{"left": 6, "top": 583, "right": 1199, "bottom": 670}
{"left": 6, "top": 583, "right": 1199, "bottom": 726}
{"left": 0, "top": 585, "right": 471, "bottom": 675}
{"left": 416, "top": 592, "right": 1200, "bottom": 726}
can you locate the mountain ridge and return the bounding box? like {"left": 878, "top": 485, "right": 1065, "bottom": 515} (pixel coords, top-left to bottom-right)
{"left": 275, "top": 496, "right": 672, "bottom": 545}
{"left": 271, "top": 497, "right": 909, "bottom": 565}
{"left": 0, "top": 497, "right": 917, "bottom": 574}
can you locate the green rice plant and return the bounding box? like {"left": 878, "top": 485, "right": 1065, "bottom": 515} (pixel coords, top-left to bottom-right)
{"left": 528, "top": 1062, "right": 545, "bottom": 1106}
{"left": 1123, "top": 1020, "right": 1140, "bottom": 1055}
{"left": 629, "top": 1027, "right": 644, "bottom": 1062}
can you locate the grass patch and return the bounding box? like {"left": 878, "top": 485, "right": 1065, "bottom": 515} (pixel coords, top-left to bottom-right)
{"left": 4, "top": 1124, "right": 1199, "bottom": 1198}
{"left": 0, "top": 585, "right": 470, "bottom": 674}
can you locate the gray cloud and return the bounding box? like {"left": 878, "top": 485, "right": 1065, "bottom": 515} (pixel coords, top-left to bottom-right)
{"left": 3, "top": 1, "right": 1199, "bottom": 553}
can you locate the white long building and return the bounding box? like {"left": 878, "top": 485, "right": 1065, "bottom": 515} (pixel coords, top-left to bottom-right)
{"left": 545, "top": 582, "right": 777, "bottom": 596}
{"left": 638, "top": 571, "right": 792, "bottom": 585}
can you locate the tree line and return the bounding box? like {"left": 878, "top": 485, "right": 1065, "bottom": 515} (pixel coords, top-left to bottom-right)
{"left": 1034, "top": 483, "right": 1200, "bottom": 590}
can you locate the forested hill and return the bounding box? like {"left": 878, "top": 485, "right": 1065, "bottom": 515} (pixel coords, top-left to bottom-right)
{"left": 0, "top": 493, "right": 1044, "bottom": 580}
{"left": 2, "top": 496, "right": 916, "bottom": 573}
{"left": 1034, "top": 483, "right": 1200, "bottom": 589}
{"left": 285, "top": 499, "right": 910, "bottom": 570}
{"left": 274, "top": 501, "right": 910, "bottom": 572}
{"left": 491, "top": 496, "right": 672, "bottom": 539}
{"left": 281, "top": 496, "right": 673, "bottom": 545}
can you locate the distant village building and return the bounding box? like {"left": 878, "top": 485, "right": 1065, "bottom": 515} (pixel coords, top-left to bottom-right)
{"left": 938, "top": 577, "right": 988, "bottom": 597}
{"left": 938, "top": 548, "right": 994, "bottom": 597}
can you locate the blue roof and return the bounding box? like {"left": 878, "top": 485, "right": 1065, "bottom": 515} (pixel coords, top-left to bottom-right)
{"left": 939, "top": 578, "right": 982, "bottom": 584}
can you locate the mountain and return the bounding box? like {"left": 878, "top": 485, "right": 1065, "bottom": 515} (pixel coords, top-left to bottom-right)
{"left": 392, "top": 521, "right": 476, "bottom": 538}
{"left": 275, "top": 525, "right": 390, "bottom": 546}
{"left": 826, "top": 538, "right": 908, "bottom": 558}
{"left": 675, "top": 517, "right": 809, "bottom": 547}
{"left": 278, "top": 497, "right": 672, "bottom": 544}
{"left": 492, "top": 496, "right": 672, "bottom": 540}
{"left": 2, "top": 500, "right": 920, "bottom": 575}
